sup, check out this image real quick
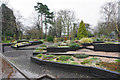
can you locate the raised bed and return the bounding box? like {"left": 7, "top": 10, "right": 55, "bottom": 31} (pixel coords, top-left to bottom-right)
{"left": 81, "top": 43, "right": 93, "bottom": 46}
{"left": 33, "top": 51, "right": 47, "bottom": 56}
{"left": 31, "top": 56, "right": 120, "bottom": 78}
{"left": 11, "top": 43, "right": 32, "bottom": 48}
{"left": 17, "top": 40, "right": 29, "bottom": 43}
{"left": 29, "top": 41, "right": 43, "bottom": 45}
{"left": 2, "top": 43, "right": 12, "bottom": 46}
{"left": 93, "top": 41, "right": 104, "bottom": 43}
{"left": 93, "top": 44, "right": 120, "bottom": 52}
{"left": 47, "top": 47, "right": 77, "bottom": 52}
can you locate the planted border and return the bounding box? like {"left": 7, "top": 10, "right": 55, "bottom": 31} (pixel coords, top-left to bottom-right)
{"left": 2, "top": 43, "right": 12, "bottom": 46}
{"left": 31, "top": 56, "right": 120, "bottom": 78}
{"left": 29, "top": 41, "right": 43, "bottom": 45}
{"left": 11, "top": 43, "right": 32, "bottom": 49}
{"left": 47, "top": 47, "right": 77, "bottom": 52}
{"left": 93, "top": 44, "right": 120, "bottom": 52}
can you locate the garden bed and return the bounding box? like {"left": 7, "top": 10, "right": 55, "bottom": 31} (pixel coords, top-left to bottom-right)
{"left": 29, "top": 41, "right": 43, "bottom": 45}
{"left": 93, "top": 41, "right": 104, "bottom": 43}
{"left": 47, "top": 47, "right": 78, "bottom": 52}
{"left": 31, "top": 54, "right": 120, "bottom": 78}
{"left": 93, "top": 43, "right": 120, "bottom": 52}
{"left": 11, "top": 43, "right": 32, "bottom": 48}
{"left": 2, "top": 43, "right": 12, "bottom": 46}
{"left": 81, "top": 43, "right": 93, "bottom": 46}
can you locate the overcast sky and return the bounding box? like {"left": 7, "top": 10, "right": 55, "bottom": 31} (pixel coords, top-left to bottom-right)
{"left": 1, "top": 0, "right": 118, "bottom": 27}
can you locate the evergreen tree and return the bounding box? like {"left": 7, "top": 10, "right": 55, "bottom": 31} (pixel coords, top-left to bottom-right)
{"left": 77, "top": 20, "right": 88, "bottom": 39}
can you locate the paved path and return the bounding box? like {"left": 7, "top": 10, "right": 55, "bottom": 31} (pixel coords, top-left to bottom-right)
{"left": 2, "top": 43, "right": 97, "bottom": 79}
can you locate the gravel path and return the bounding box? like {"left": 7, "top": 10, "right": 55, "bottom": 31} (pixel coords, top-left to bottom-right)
{"left": 2, "top": 43, "right": 97, "bottom": 79}
{"left": 67, "top": 48, "right": 120, "bottom": 58}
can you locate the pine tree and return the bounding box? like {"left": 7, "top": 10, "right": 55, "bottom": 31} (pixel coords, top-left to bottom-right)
{"left": 77, "top": 20, "right": 88, "bottom": 39}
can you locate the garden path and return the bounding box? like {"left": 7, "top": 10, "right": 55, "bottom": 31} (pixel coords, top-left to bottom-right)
{"left": 2, "top": 43, "right": 97, "bottom": 79}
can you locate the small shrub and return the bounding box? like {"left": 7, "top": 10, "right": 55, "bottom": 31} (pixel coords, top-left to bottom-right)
{"left": 104, "top": 42, "right": 114, "bottom": 44}
{"left": 70, "top": 62, "right": 78, "bottom": 65}
{"left": 43, "top": 55, "right": 56, "bottom": 60}
{"left": 57, "top": 56, "right": 71, "bottom": 61}
{"left": 37, "top": 54, "right": 43, "bottom": 58}
{"left": 69, "top": 43, "right": 80, "bottom": 49}
{"left": 80, "top": 38, "right": 93, "bottom": 43}
{"left": 73, "top": 54, "right": 89, "bottom": 58}
{"left": 81, "top": 59, "right": 91, "bottom": 64}
{"left": 115, "top": 59, "right": 120, "bottom": 62}
{"left": 57, "top": 60, "right": 69, "bottom": 63}
{"left": 70, "top": 57, "right": 74, "bottom": 61}
{"left": 38, "top": 39, "right": 44, "bottom": 43}
{"left": 40, "top": 44, "right": 46, "bottom": 47}
{"left": 47, "top": 36, "right": 53, "bottom": 42}
{"left": 93, "top": 38, "right": 103, "bottom": 42}
{"left": 91, "top": 57, "right": 99, "bottom": 61}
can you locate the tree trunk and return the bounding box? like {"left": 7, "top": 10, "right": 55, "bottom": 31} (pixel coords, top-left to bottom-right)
{"left": 41, "top": 14, "right": 43, "bottom": 39}
{"left": 45, "top": 24, "right": 47, "bottom": 39}
{"left": 67, "top": 25, "right": 69, "bottom": 39}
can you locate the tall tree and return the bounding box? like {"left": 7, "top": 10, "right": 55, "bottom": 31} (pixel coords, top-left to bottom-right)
{"left": 77, "top": 20, "right": 88, "bottom": 39}
{"left": 1, "top": 4, "right": 16, "bottom": 40}
{"left": 100, "top": 2, "right": 119, "bottom": 37}
{"left": 34, "top": 3, "right": 49, "bottom": 39}
{"left": 44, "top": 11, "right": 54, "bottom": 38}
{"left": 57, "top": 10, "right": 76, "bottom": 39}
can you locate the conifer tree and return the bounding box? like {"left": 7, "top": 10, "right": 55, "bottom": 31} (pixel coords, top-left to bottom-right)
{"left": 77, "top": 20, "right": 88, "bottom": 39}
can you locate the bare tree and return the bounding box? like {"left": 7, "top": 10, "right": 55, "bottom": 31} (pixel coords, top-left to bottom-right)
{"left": 100, "top": 1, "right": 120, "bottom": 40}
{"left": 57, "top": 9, "right": 77, "bottom": 39}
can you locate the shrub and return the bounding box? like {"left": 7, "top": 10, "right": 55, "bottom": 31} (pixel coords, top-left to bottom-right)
{"left": 70, "top": 57, "right": 74, "bottom": 61}
{"left": 57, "top": 56, "right": 71, "bottom": 61}
{"left": 81, "top": 59, "right": 91, "bottom": 64}
{"left": 57, "top": 60, "right": 69, "bottom": 63}
{"left": 93, "top": 38, "right": 103, "bottom": 42}
{"left": 80, "top": 38, "right": 93, "bottom": 43}
{"left": 104, "top": 42, "right": 114, "bottom": 44}
{"left": 115, "top": 59, "right": 120, "bottom": 62}
{"left": 77, "top": 20, "right": 88, "bottom": 39}
{"left": 73, "top": 54, "right": 89, "bottom": 58}
{"left": 47, "top": 36, "right": 53, "bottom": 42}
{"left": 37, "top": 54, "right": 43, "bottom": 58}
{"left": 40, "top": 44, "right": 46, "bottom": 47}
{"left": 70, "top": 62, "right": 78, "bottom": 65}
{"left": 69, "top": 43, "right": 80, "bottom": 49}
{"left": 38, "top": 39, "right": 44, "bottom": 43}
{"left": 43, "top": 55, "right": 56, "bottom": 60}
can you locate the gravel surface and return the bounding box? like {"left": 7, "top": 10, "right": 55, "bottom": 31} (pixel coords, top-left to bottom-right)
{"left": 67, "top": 48, "right": 120, "bottom": 58}
{"left": 2, "top": 43, "right": 97, "bottom": 79}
